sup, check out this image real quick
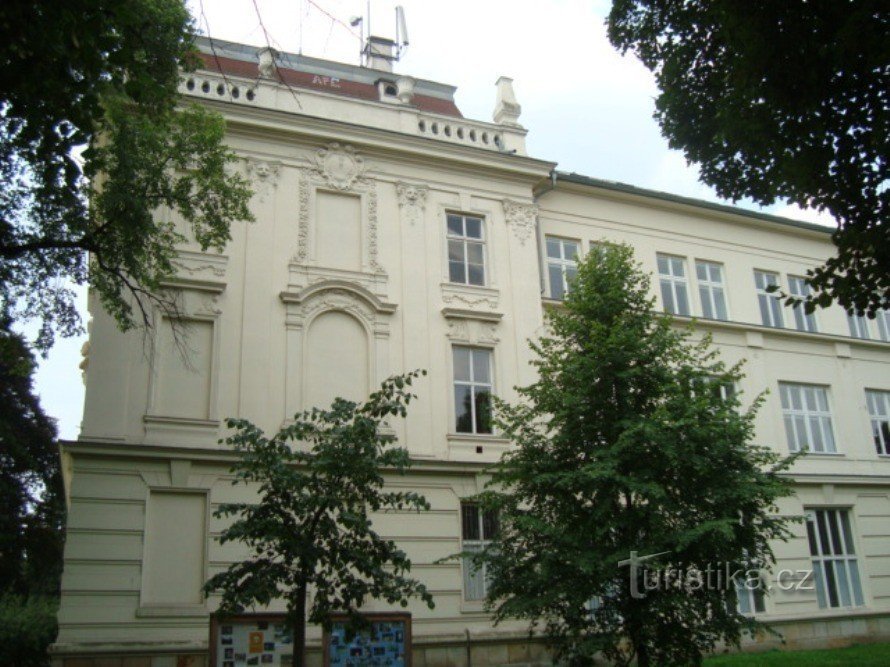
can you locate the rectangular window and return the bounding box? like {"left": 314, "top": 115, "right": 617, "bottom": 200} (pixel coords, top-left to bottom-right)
{"left": 847, "top": 313, "right": 871, "bottom": 339}
{"left": 866, "top": 390, "right": 890, "bottom": 456}
{"left": 805, "top": 509, "right": 864, "bottom": 609}
{"left": 453, "top": 347, "right": 493, "bottom": 434}
{"left": 657, "top": 254, "right": 690, "bottom": 316}
{"left": 734, "top": 576, "right": 766, "bottom": 616}
{"left": 876, "top": 310, "right": 890, "bottom": 342}
{"left": 696, "top": 260, "right": 728, "bottom": 320}
{"left": 461, "top": 502, "right": 498, "bottom": 601}
{"left": 546, "top": 237, "right": 580, "bottom": 300}
{"left": 447, "top": 213, "right": 485, "bottom": 286}
{"left": 754, "top": 271, "right": 784, "bottom": 328}
{"left": 788, "top": 276, "right": 818, "bottom": 332}
{"left": 779, "top": 383, "right": 836, "bottom": 453}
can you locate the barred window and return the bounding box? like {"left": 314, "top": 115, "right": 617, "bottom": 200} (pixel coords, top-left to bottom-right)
{"left": 805, "top": 509, "right": 864, "bottom": 609}
{"left": 461, "top": 503, "right": 498, "bottom": 601}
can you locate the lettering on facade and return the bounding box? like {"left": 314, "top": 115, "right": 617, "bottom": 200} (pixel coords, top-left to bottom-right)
{"left": 312, "top": 74, "right": 341, "bottom": 88}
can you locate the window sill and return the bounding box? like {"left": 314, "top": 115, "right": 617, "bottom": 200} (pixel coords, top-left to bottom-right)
{"left": 459, "top": 600, "right": 487, "bottom": 614}
{"left": 447, "top": 433, "right": 510, "bottom": 444}
{"left": 793, "top": 451, "right": 845, "bottom": 457}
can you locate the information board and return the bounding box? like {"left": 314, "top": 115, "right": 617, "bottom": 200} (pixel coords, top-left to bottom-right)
{"left": 324, "top": 613, "right": 412, "bottom": 667}
{"left": 210, "top": 614, "right": 293, "bottom": 667}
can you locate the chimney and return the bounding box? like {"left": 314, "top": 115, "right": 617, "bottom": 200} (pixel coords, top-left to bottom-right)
{"left": 493, "top": 76, "right": 522, "bottom": 127}
{"left": 365, "top": 36, "right": 396, "bottom": 72}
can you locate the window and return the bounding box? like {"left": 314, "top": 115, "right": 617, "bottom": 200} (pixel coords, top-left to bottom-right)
{"left": 461, "top": 502, "right": 498, "bottom": 600}
{"left": 734, "top": 575, "right": 766, "bottom": 616}
{"left": 696, "top": 260, "right": 728, "bottom": 320}
{"left": 546, "top": 237, "right": 580, "bottom": 299}
{"left": 657, "top": 254, "right": 690, "bottom": 316}
{"left": 847, "top": 312, "right": 870, "bottom": 339}
{"left": 447, "top": 213, "right": 485, "bottom": 286}
{"left": 453, "top": 347, "right": 492, "bottom": 434}
{"left": 779, "top": 383, "right": 836, "bottom": 453}
{"left": 866, "top": 390, "right": 890, "bottom": 456}
{"left": 754, "top": 271, "right": 784, "bottom": 328}
{"left": 876, "top": 310, "right": 890, "bottom": 342}
{"left": 805, "top": 509, "right": 864, "bottom": 609}
{"left": 787, "top": 276, "right": 817, "bottom": 332}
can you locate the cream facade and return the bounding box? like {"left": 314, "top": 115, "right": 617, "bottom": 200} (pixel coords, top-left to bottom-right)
{"left": 53, "top": 38, "right": 890, "bottom": 666}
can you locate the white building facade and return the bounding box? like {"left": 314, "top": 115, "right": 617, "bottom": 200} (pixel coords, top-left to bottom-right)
{"left": 52, "top": 39, "right": 890, "bottom": 666}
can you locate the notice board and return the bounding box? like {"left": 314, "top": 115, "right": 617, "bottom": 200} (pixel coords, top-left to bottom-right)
{"left": 323, "top": 613, "right": 412, "bottom": 667}
{"left": 210, "top": 614, "right": 293, "bottom": 667}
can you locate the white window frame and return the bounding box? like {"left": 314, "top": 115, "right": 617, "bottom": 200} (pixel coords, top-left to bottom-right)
{"left": 446, "top": 212, "right": 486, "bottom": 286}
{"left": 734, "top": 575, "right": 766, "bottom": 616}
{"left": 461, "top": 502, "right": 497, "bottom": 601}
{"left": 779, "top": 383, "right": 837, "bottom": 453}
{"left": 787, "top": 275, "right": 818, "bottom": 333}
{"left": 452, "top": 346, "right": 493, "bottom": 435}
{"left": 545, "top": 236, "right": 580, "bottom": 300}
{"left": 847, "top": 312, "right": 871, "bottom": 340}
{"left": 805, "top": 509, "right": 865, "bottom": 609}
{"left": 695, "top": 260, "right": 729, "bottom": 321}
{"left": 876, "top": 310, "right": 890, "bottom": 342}
{"left": 657, "top": 254, "right": 691, "bottom": 316}
{"left": 866, "top": 389, "right": 890, "bottom": 456}
{"left": 754, "top": 270, "right": 784, "bottom": 328}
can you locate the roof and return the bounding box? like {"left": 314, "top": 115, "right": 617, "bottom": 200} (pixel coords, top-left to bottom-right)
{"left": 194, "top": 37, "right": 463, "bottom": 118}
{"left": 552, "top": 171, "right": 834, "bottom": 236}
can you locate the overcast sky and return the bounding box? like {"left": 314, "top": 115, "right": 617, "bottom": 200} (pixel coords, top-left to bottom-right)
{"left": 35, "top": 0, "right": 834, "bottom": 440}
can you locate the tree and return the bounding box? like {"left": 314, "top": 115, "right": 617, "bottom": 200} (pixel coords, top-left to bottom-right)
{"left": 0, "top": 318, "right": 65, "bottom": 596}
{"left": 205, "top": 371, "right": 435, "bottom": 667}
{"left": 0, "top": 0, "right": 253, "bottom": 351}
{"left": 607, "top": 2, "right": 888, "bottom": 318}
{"left": 470, "top": 244, "right": 796, "bottom": 666}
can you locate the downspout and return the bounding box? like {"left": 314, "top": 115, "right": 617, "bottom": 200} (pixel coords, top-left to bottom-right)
{"left": 465, "top": 628, "right": 472, "bottom": 667}
{"left": 532, "top": 170, "right": 558, "bottom": 296}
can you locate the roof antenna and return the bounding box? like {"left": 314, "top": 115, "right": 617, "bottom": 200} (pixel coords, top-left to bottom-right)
{"left": 395, "top": 5, "right": 409, "bottom": 59}
{"left": 357, "top": 5, "right": 409, "bottom": 69}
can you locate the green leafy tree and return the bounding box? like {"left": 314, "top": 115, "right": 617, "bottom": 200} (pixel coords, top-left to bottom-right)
{"left": 471, "top": 244, "right": 796, "bottom": 666}
{"left": 205, "top": 371, "right": 435, "bottom": 667}
{"left": 0, "top": 0, "right": 253, "bottom": 350}
{"left": 0, "top": 319, "right": 65, "bottom": 597}
{"left": 608, "top": 1, "right": 888, "bottom": 318}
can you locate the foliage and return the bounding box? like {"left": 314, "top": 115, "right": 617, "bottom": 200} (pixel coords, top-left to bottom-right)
{"left": 0, "top": 593, "right": 59, "bottom": 666}
{"left": 607, "top": 1, "right": 889, "bottom": 317}
{"left": 0, "top": 0, "right": 253, "bottom": 351}
{"left": 705, "top": 642, "right": 890, "bottom": 667}
{"left": 205, "top": 371, "right": 434, "bottom": 667}
{"left": 471, "top": 244, "right": 797, "bottom": 666}
{"left": 0, "top": 320, "right": 65, "bottom": 597}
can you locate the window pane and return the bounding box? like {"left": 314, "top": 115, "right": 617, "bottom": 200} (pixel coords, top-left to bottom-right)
{"left": 565, "top": 266, "right": 578, "bottom": 290}
{"left": 464, "top": 217, "right": 482, "bottom": 239}
{"left": 696, "top": 262, "right": 708, "bottom": 281}
{"left": 850, "top": 562, "right": 864, "bottom": 606}
{"left": 472, "top": 350, "right": 491, "bottom": 384}
{"left": 447, "top": 214, "right": 463, "bottom": 236}
{"left": 835, "top": 560, "right": 852, "bottom": 607}
{"left": 475, "top": 389, "right": 492, "bottom": 434}
{"left": 546, "top": 238, "right": 561, "bottom": 258}
{"left": 461, "top": 504, "right": 480, "bottom": 540}
{"left": 823, "top": 560, "right": 839, "bottom": 607}
{"left": 714, "top": 292, "right": 728, "bottom": 320}
{"left": 454, "top": 384, "right": 473, "bottom": 433}
{"left": 467, "top": 264, "right": 485, "bottom": 286}
{"left": 448, "top": 261, "right": 466, "bottom": 284}
{"left": 453, "top": 347, "right": 471, "bottom": 382}
{"left": 671, "top": 257, "right": 685, "bottom": 276}
{"left": 463, "top": 552, "right": 485, "bottom": 601}
{"left": 482, "top": 510, "right": 499, "bottom": 540}
{"left": 813, "top": 560, "right": 827, "bottom": 608}
{"left": 675, "top": 288, "right": 690, "bottom": 316}
{"left": 699, "top": 287, "right": 713, "bottom": 319}
{"left": 660, "top": 280, "right": 675, "bottom": 313}
{"left": 657, "top": 255, "right": 669, "bottom": 274}
{"left": 466, "top": 242, "right": 484, "bottom": 265}
{"left": 565, "top": 241, "right": 580, "bottom": 260}
{"left": 549, "top": 264, "right": 564, "bottom": 299}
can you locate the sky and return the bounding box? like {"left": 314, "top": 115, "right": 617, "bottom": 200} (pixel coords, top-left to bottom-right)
{"left": 33, "top": 0, "right": 835, "bottom": 440}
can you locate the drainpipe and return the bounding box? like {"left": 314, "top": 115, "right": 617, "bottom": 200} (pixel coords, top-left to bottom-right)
{"left": 465, "top": 628, "right": 472, "bottom": 667}
{"left": 532, "top": 170, "right": 558, "bottom": 296}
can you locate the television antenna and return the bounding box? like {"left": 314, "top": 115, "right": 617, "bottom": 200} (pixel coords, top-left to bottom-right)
{"left": 353, "top": 5, "right": 410, "bottom": 67}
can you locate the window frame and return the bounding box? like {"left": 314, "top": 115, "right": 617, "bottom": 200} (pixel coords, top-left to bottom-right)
{"left": 695, "top": 259, "right": 729, "bottom": 321}
{"left": 452, "top": 346, "right": 494, "bottom": 435}
{"left": 787, "top": 275, "right": 818, "bottom": 333}
{"left": 778, "top": 382, "right": 837, "bottom": 454}
{"left": 545, "top": 236, "right": 580, "bottom": 300}
{"left": 754, "top": 270, "right": 784, "bottom": 328}
{"left": 446, "top": 212, "right": 486, "bottom": 287}
{"left": 657, "top": 253, "right": 691, "bottom": 316}
{"left": 876, "top": 310, "right": 890, "bottom": 342}
{"left": 805, "top": 508, "right": 865, "bottom": 609}
{"left": 847, "top": 312, "right": 871, "bottom": 340}
{"left": 866, "top": 389, "right": 890, "bottom": 456}
{"left": 460, "top": 502, "right": 498, "bottom": 601}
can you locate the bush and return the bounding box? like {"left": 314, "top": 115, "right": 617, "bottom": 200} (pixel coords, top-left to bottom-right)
{"left": 0, "top": 594, "right": 58, "bottom": 666}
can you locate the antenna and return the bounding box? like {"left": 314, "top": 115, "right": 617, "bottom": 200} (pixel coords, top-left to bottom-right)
{"left": 395, "top": 6, "right": 409, "bottom": 50}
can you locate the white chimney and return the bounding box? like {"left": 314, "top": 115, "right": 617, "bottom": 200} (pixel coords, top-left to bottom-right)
{"left": 365, "top": 36, "right": 396, "bottom": 72}
{"left": 493, "top": 76, "right": 522, "bottom": 126}
{"left": 257, "top": 46, "right": 277, "bottom": 79}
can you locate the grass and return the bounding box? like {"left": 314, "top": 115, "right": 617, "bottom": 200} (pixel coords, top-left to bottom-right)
{"left": 705, "top": 642, "right": 890, "bottom": 666}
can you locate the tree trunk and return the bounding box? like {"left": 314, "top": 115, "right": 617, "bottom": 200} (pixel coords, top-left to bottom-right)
{"left": 291, "top": 585, "right": 307, "bottom": 667}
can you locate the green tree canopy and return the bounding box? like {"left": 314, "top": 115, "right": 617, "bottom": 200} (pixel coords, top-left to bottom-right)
{"left": 608, "top": 1, "right": 888, "bottom": 317}
{"left": 205, "top": 371, "right": 434, "bottom": 667}
{"left": 0, "top": 0, "right": 253, "bottom": 350}
{"left": 471, "top": 244, "right": 796, "bottom": 666}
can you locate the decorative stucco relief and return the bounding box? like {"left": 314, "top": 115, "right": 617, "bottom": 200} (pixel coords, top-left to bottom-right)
{"left": 312, "top": 142, "right": 365, "bottom": 191}
{"left": 246, "top": 159, "right": 282, "bottom": 202}
{"left": 395, "top": 181, "right": 429, "bottom": 225}
{"left": 502, "top": 198, "right": 538, "bottom": 245}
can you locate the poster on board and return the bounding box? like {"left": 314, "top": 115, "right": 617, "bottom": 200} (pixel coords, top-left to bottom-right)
{"left": 210, "top": 614, "right": 293, "bottom": 667}
{"left": 323, "top": 613, "right": 412, "bottom": 667}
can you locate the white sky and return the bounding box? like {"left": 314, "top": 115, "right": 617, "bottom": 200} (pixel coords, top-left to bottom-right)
{"left": 34, "top": 0, "right": 835, "bottom": 440}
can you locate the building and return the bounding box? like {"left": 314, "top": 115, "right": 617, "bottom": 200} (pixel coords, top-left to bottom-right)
{"left": 52, "top": 36, "right": 890, "bottom": 666}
